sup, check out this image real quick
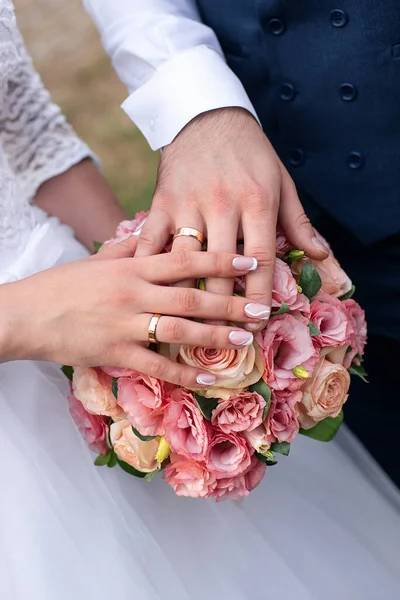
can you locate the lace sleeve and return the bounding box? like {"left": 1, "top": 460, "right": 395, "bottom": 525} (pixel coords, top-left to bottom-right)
{"left": 0, "top": 23, "right": 96, "bottom": 202}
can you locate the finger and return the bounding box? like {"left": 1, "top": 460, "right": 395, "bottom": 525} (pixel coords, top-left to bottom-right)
{"left": 205, "top": 215, "right": 238, "bottom": 298}
{"left": 279, "top": 168, "right": 329, "bottom": 260}
{"left": 117, "top": 344, "right": 217, "bottom": 388}
{"left": 134, "top": 206, "right": 173, "bottom": 258}
{"left": 140, "top": 284, "right": 270, "bottom": 324}
{"left": 134, "top": 314, "right": 254, "bottom": 348}
{"left": 134, "top": 251, "right": 258, "bottom": 284}
{"left": 96, "top": 233, "right": 139, "bottom": 259}
{"left": 170, "top": 209, "right": 205, "bottom": 288}
{"left": 242, "top": 191, "right": 277, "bottom": 331}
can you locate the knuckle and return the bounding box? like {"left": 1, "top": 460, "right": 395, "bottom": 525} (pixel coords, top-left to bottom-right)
{"left": 177, "top": 289, "right": 200, "bottom": 312}
{"left": 293, "top": 211, "right": 312, "bottom": 229}
{"left": 170, "top": 249, "right": 192, "bottom": 272}
{"left": 206, "top": 326, "right": 221, "bottom": 349}
{"left": 247, "top": 248, "right": 275, "bottom": 271}
{"left": 211, "top": 187, "right": 231, "bottom": 215}
{"left": 149, "top": 358, "right": 166, "bottom": 379}
{"left": 165, "top": 319, "right": 185, "bottom": 342}
{"left": 137, "top": 230, "right": 155, "bottom": 247}
{"left": 247, "top": 291, "right": 269, "bottom": 304}
{"left": 210, "top": 252, "right": 226, "bottom": 277}
{"left": 224, "top": 295, "right": 238, "bottom": 318}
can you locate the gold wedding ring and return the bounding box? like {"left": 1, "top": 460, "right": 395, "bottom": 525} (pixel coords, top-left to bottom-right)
{"left": 173, "top": 227, "right": 205, "bottom": 245}
{"left": 148, "top": 313, "right": 162, "bottom": 344}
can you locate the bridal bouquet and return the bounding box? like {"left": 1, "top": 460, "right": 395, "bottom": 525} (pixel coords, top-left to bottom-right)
{"left": 64, "top": 213, "right": 367, "bottom": 501}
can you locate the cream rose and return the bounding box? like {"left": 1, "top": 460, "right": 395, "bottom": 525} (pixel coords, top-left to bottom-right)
{"left": 175, "top": 342, "right": 265, "bottom": 400}
{"left": 110, "top": 420, "right": 161, "bottom": 473}
{"left": 72, "top": 367, "right": 120, "bottom": 417}
{"left": 298, "top": 359, "right": 350, "bottom": 429}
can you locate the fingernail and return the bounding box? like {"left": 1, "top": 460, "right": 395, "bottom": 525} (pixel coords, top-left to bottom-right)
{"left": 196, "top": 373, "right": 217, "bottom": 386}
{"left": 245, "top": 322, "right": 263, "bottom": 332}
{"left": 312, "top": 236, "right": 329, "bottom": 253}
{"left": 232, "top": 257, "right": 258, "bottom": 271}
{"left": 132, "top": 218, "right": 147, "bottom": 235}
{"left": 245, "top": 303, "right": 271, "bottom": 319}
{"left": 229, "top": 331, "right": 254, "bottom": 346}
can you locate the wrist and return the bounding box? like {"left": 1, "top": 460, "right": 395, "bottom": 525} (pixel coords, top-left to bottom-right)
{"left": 0, "top": 282, "right": 22, "bottom": 362}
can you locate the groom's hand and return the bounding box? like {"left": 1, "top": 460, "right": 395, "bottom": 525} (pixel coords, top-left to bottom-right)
{"left": 135, "top": 108, "right": 328, "bottom": 330}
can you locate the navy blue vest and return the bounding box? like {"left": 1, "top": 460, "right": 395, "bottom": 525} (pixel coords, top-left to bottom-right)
{"left": 196, "top": 0, "right": 400, "bottom": 243}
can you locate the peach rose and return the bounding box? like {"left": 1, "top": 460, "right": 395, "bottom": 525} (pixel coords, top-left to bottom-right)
{"left": 163, "top": 454, "right": 217, "bottom": 498}
{"left": 72, "top": 367, "right": 120, "bottom": 417}
{"left": 276, "top": 226, "right": 292, "bottom": 258}
{"left": 164, "top": 389, "right": 209, "bottom": 461}
{"left": 173, "top": 342, "right": 265, "bottom": 400}
{"left": 310, "top": 293, "right": 351, "bottom": 349}
{"left": 273, "top": 258, "right": 310, "bottom": 314}
{"left": 266, "top": 389, "right": 301, "bottom": 443}
{"left": 206, "top": 429, "right": 252, "bottom": 478}
{"left": 258, "top": 313, "right": 318, "bottom": 391}
{"left": 211, "top": 391, "right": 266, "bottom": 434}
{"left": 212, "top": 455, "right": 266, "bottom": 502}
{"left": 117, "top": 373, "right": 169, "bottom": 437}
{"left": 298, "top": 358, "right": 350, "bottom": 429}
{"left": 68, "top": 391, "right": 109, "bottom": 455}
{"left": 342, "top": 299, "right": 367, "bottom": 368}
{"left": 110, "top": 419, "right": 160, "bottom": 472}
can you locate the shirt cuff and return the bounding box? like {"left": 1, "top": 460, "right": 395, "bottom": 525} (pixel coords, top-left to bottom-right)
{"left": 121, "top": 46, "right": 260, "bottom": 151}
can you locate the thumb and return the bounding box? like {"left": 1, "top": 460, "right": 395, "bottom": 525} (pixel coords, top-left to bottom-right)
{"left": 279, "top": 169, "right": 329, "bottom": 260}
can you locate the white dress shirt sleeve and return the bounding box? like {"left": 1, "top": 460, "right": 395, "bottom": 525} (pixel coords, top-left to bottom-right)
{"left": 83, "top": 0, "right": 259, "bottom": 150}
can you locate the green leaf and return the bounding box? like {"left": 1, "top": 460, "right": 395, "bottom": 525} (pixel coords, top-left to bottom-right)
{"left": 131, "top": 426, "right": 157, "bottom": 442}
{"left": 249, "top": 379, "right": 272, "bottom": 420}
{"left": 194, "top": 393, "right": 219, "bottom": 420}
{"left": 348, "top": 364, "right": 369, "bottom": 383}
{"left": 94, "top": 451, "right": 112, "bottom": 466}
{"left": 298, "top": 261, "right": 322, "bottom": 299}
{"left": 300, "top": 411, "right": 344, "bottom": 442}
{"left": 308, "top": 321, "right": 321, "bottom": 337}
{"left": 107, "top": 452, "right": 117, "bottom": 468}
{"left": 93, "top": 241, "right": 103, "bottom": 254}
{"left": 339, "top": 285, "right": 356, "bottom": 301}
{"left": 271, "top": 301, "right": 290, "bottom": 315}
{"left": 144, "top": 470, "right": 160, "bottom": 483}
{"left": 61, "top": 365, "right": 74, "bottom": 381}
{"left": 255, "top": 450, "right": 278, "bottom": 466}
{"left": 112, "top": 378, "right": 118, "bottom": 399}
{"left": 115, "top": 457, "right": 146, "bottom": 478}
{"left": 270, "top": 441, "right": 291, "bottom": 456}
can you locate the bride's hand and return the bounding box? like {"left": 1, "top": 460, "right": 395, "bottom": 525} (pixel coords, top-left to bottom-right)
{"left": 0, "top": 235, "right": 267, "bottom": 386}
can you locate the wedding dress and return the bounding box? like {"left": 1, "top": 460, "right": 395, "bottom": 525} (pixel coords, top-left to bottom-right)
{"left": 0, "top": 2, "right": 400, "bottom": 598}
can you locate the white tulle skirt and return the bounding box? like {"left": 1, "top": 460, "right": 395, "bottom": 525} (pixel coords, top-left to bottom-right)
{"left": 1, "top": 210, "right": 400, "bottom": 600}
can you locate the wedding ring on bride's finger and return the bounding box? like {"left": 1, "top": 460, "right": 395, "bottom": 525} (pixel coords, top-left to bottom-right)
{"left": 173, "top": 227, "right": 205, "bottom": 245}
{"left": 148, "top": 313, "right": 162, "bottom": 344}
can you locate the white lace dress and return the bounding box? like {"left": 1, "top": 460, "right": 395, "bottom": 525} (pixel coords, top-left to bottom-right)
{"left": 1, "top": 2, "right": 400, "bottom": 599}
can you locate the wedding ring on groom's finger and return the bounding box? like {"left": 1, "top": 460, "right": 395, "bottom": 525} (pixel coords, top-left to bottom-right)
{"left": 173, "top": 227, "right": 205, "bottom": 245}
{"left": 148, "top": 313, "right": 162, "bottom": 344}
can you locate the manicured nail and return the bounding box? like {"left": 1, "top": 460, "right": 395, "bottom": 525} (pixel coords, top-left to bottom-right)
{"left": 312, "top": 236, "right": 329, "bottom": 253}
{"left": 229, "top": 331, "right": 254, "bottom": 346}
{"left": 232, "top": 257, "right": 258, "bottom": 271}
{"left": 245, "top": 303, "right": 271, "bottom": 319}
{"left": 245, "top": 322, "right": 262, "bottom": 332}
{"left": 196, "top": 373, "right": 217, "bottom": 386}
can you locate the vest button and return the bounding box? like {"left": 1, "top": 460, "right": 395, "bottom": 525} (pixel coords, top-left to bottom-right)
{"left": 347, "top": 151, "right": 364, "bottom": 169}
{"left": 330, "top": 9, "right": 348, "bottom": 28}
{"left": 290, "top": 149, "right": 305, "bottom": 167}
{"left": 267, "top": 18, "right": 286, "bottom": 35}
{"left": 280, "top": 83, "right": 296, "bottom": 101}
{"left": 340, "top": 83, "right": 357, "bottom": 101}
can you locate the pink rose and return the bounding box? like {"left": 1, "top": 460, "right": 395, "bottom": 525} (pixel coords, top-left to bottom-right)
{"left": 212, "top": 455, "right": 266, "bottom": 502}
{"left": 164, "top": 389, "right": 209, "bottom": 461}
{"left": 298, "top": 358, "right": 350, "bottom": 429}
{"left": 115, "top": 211, "right": 149, "bottom": 238}
{"left": 276, "top": 226, "right": 292, "bottom": 258}
{"left": 273, "top": 258, "right": 310, "bottom": 314}
{"left": 207, "top": 429, "right": 252, "bottom": 478}
{"left": 110, "top": 419, "right": 160, "bottom": 472}
{"left": 266, "top": 389, "right": 301, "bottom": 443}
{"left": 342, "top": 299, "right": 367, "bottom": 368}
{"left": 243, "top": 423, "right": 270, "bottom": 454}
{"left": 310, "top": 293, "right": 351, "bottom": 349}
{"left": 174, "top": 342, "right": 265, "bottom": 400}
{"left": 72, "top": 367, "right": 120, "bottom": 417}
{"left": 258, "top": 313, "right": 318, "bottom": 391}
{"left": 163, "top": 454, "right": 217, "bottom": 498}
{"left": 68, "top": 391, "right": 109, "bottom": 454}
{"left": 117, "top": 373, "right": 170, "bottom": 437}
{"left": 211, "top": 391, "right": 266, "bottom": 434}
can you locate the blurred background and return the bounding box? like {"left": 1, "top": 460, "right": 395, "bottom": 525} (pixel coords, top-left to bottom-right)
{"left": 15, "top": 0, "right": 158, "bottom": 214}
